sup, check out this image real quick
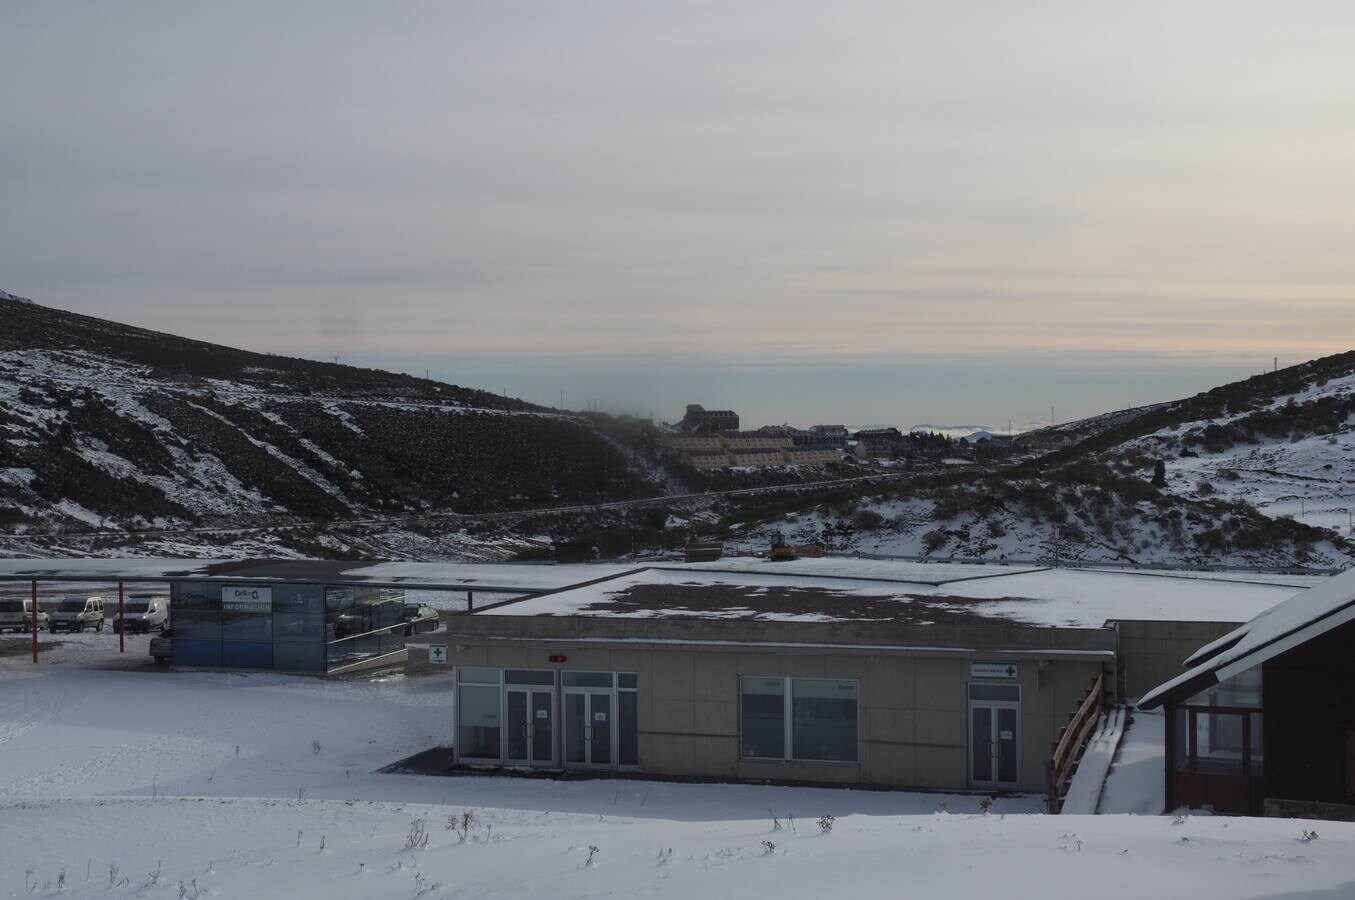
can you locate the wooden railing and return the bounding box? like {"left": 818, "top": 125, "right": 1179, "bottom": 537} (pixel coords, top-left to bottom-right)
{"left": 1045, "top": 671, "right": 1106, "bottom": 814}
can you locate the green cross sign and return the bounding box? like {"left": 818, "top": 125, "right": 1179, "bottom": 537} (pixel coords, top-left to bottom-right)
{"left": 970, "top": 661, "right": 1018, "bottom": 679}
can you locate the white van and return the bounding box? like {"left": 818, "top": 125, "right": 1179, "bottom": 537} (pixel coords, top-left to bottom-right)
{"left": 113, "top": 595, "right": 169, "bottom": 634}
{"left": 49, "top": 596, "right": 105, "bottom": 633}
{"left": 0, "top": 598, "right": 48, "bottom": 633}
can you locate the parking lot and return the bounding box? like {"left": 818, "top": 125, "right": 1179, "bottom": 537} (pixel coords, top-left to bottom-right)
{"left": 0, "top": 580, "right": 170, "bottom": 670}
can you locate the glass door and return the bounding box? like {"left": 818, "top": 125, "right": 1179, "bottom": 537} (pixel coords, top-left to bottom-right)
{"left": 530, "top": 690, "right": 554, "bottom": 766}
{"left": 995, "top": 706, "right": 1019, "bottom": 785}
{"left": 563, "top": 689, "right": 613, "bottom": 768}
{"left": 969, "top": 703, "right": 1020, "bottom": 788}
{"left": 971, "top": 705, "right": 994, "bottom": 784}
{"left": 505, "top": 688, "right": 555, "bottom": 767}
{"left": 505, "top": 689, "right": 530, "bottom": 764}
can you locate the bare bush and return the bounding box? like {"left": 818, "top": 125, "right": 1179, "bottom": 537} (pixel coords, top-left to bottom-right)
{"left": 405, "top": 818, "right": 430, "bottom": 850}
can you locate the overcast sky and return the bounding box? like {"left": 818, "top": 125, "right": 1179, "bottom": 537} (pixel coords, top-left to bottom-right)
{"left": 3, "top": 2, "right": 1353, "bottom": 427}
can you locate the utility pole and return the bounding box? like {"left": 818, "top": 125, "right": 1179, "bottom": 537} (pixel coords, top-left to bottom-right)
{"left": 558, "top": 389, "right": 565, "bottom": 410}
{"left": 1273, "top": 357, "right": 1278, "bottom": 373}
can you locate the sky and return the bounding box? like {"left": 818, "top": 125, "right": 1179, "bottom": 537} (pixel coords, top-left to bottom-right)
{"left": 3, "top": 2, "right": 1353, "bottom": 428}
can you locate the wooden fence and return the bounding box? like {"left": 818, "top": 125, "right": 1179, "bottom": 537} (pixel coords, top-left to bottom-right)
{"left": 1045, "top": 671, "right": 1106, "bottom": 814}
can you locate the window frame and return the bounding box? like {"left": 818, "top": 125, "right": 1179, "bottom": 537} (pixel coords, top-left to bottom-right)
{"left": 739, "top": 675, "right": 861, "bottom": 765}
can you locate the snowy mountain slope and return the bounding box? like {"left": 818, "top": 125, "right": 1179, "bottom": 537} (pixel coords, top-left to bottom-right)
{"left": 723, "top": 354, "right": 1355, "bottom": 569}
{"left": 0, "top": 292, "right": 665, "bottom": 547}
{"left": 723, "top": 473, "right": 1353, "bottom": 569}
{"left": 1119, "top": 370, "right": 1355, "bottom": 536}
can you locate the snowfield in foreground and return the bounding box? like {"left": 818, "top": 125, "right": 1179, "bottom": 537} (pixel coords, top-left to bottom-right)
{"left": 2, "top": 640, "right": 1354, "bottom": 899}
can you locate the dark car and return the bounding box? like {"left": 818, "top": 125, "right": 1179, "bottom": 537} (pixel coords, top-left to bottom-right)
{"left": 403, "top": 605, "right": 440, "bottom": 636}
{"left": 149, "top": 628, "right": 173, "bottom": 664}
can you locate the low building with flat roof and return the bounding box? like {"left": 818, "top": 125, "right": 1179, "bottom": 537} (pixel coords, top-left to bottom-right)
{"left": 406, "top": 561, "right": 1309, "bottom": 799}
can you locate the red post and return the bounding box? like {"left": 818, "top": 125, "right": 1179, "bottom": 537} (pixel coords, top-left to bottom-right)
{"left": 31, "top": 579, "right": 38, "bottom": 664}
{"left": 118, "top": 581, "right": 125, "bottom": 653}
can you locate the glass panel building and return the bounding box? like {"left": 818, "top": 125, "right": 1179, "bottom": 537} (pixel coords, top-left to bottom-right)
{"left": 170, "top": 581, "right": 407, "bottom": 673}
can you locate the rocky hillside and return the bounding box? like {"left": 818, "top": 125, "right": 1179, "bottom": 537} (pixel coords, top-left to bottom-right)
{"left": 0, "top": 292, "right": 664, "bottom": 553}
{"left": 724, "top": 353, "right": 1355, "bottom": 570}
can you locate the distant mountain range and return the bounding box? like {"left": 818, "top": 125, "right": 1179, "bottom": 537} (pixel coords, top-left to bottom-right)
{"left": 4, "top": 288, "right": 1352, "bottom": 570}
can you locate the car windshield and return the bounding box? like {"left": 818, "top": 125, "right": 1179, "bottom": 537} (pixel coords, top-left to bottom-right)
{"left": 0, "top": 600, "right": 22, "bottom": 612}
{"left": 58, "top": 600, "right": 87, "bottom": 612}
{"left": 126, "top": 603, "right": 150, "bottom": 613}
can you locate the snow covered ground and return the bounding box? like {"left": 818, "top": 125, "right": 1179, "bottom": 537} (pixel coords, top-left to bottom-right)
{"left": 3, "top": 638, "right": 1355, "bottom": 899}
{"left": 1099, "top": 710, "right": 1168, "bottom": 816}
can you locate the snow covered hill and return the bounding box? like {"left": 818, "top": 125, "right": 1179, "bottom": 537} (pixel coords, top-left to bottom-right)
{"left": 0, "top": 292, "right": 665, "bottom": 557}
{"left": 726, "top": 354, "right": 1355, "bottom": 569}
{"left": 1122, "top": 370, "right": 1355, "bottom": 537}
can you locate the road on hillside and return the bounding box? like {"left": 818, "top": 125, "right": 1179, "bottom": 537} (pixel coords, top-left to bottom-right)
{"left": 11, "top": 470, "right": 914, "bottom": 543}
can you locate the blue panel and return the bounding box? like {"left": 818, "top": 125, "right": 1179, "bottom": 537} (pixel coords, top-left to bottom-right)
{"left": 273, "top": 612, "right": 324, "bottom": 643}
{"left": 274, "top": 585, "right": 324, "bottom": 614}
{"left": 175, "top": 610, "right": 222, "bottom": 640}
{"left": 272, "top": 641, "right": 325, "bottom": 672}
{"left": 172, "top": 639, "right": 222, "bottom": 667}
{"left": 222, "top": 641, "right": 273, "bottom": 669}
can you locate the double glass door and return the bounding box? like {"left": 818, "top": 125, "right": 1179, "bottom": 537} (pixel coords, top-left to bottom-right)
{"left": 970, "top": 702, "right": 1020, "bottom": 788}
{"left": 505, "top": 688, "right": 555, "bottom": 767}
{"left": 563, "top": 690, "right": 613, "bottom": 767}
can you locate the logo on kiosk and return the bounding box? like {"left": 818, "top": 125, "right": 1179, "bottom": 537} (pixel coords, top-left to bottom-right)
{"left": 221, "top": 586, "right": 272, "bottom": 612}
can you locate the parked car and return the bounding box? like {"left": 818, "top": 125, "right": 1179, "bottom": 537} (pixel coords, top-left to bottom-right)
{"left": 149, "top": 628, "right": 173, "bottom": 664}
{"left": 112, "top": 595, "right": 170, "bottom": 634}
{"left": 0, "top": 598, "right": 48, "bottom": 633}
{"left": 49, "top": 596, "right": 105, "bottom": 633}
{"left": 403, "top": 604, "right": 440, "bottom": 636}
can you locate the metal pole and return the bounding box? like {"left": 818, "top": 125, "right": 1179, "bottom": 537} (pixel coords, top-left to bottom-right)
{"left": 31, "top": 579, "right": 38, "bottom": 664}
{"left": 119, "top": 581, "right": 125, "bottom": 654}
{"left": 467, "top": 590, "right": 474, "bottom": 612}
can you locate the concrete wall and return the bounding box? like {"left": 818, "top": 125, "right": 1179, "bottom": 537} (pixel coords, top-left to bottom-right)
{"left": 1112, "top": 619, "right": 1240, "bottom": 701}
{"left": 413, "top": 630, "right": 1108, "bottom": 794}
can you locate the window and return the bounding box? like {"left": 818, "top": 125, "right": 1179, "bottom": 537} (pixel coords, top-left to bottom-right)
{"left": 618, "top": 673, "right": 639, "bottom": 766}
{"left": 968, "top": 684, "right": 1020, "bottom": 703}
{"left": 741, "top": 676, "right": 858, "bottom": 763}
{"left": 562, "top": 671, "right": 613, "bottom": 687}
{"left": 505, "top": 669, "right": 555, "bottom": 685}
{"left": 457, "top": 667, "right": 503, "bottom": 759}
{"left": 741, "top": 677, "right": 786, "bottom": 759}
{"left": 792, "top": 679, "right": 859, "bottom": 762}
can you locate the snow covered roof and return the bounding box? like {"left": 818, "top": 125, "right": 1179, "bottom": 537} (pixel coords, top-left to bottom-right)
{"left": 479, "top": 563, "right": 1309, "bottom": 628}
{"left": 0, "top": 555, "right": 1321, "bottom": 627}
{"left": 1138, "top": 566, "right": 1355, "bottom": 709}
{"left": 0, "top": 557, "right": 642, "bottom": 594}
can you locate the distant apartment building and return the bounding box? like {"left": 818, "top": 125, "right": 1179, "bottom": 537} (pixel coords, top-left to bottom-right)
{"left": 685, "top": 450, "right": 730, "bottom": 470}
{"left": 783, "top": 447, "right": 842, "bottom": 465}
{"left": 680, "top": 404, "right": 739, "bottom": 434}
{"left": 660, "top": 433, "right": 723, "bottom": 453}
{"left": 722, "top": 431, "right": 794, "bottom": 451}
{"left": 661, "top": 429, "right": 839, "bottom": 469}
{"left": 728, "top": 448, "right": 784, "bottom": 467}
{"left": 807, "top": 425, "right": 849, "bottom": 448}
{"left": 853, "top": 427, "right": 908, "bottom": 459}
